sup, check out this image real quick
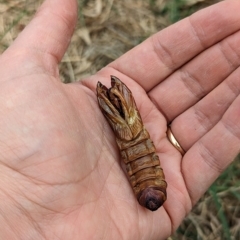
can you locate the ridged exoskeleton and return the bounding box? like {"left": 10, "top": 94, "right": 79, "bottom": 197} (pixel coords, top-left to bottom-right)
{"left": 96, "top": 76, "right": 167, "bottom": 211}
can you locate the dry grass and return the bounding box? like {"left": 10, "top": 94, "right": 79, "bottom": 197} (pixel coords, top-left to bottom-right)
{"left": 1, "top": 0, "right": 240, "bottom": 239}
{"left": 64, "top": 0, "right": 170, "bottom": 82}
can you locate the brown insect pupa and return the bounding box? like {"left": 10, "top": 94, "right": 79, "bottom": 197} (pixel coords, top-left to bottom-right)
{"left": 96, "top": 76, "right": 167, "bottom": 211}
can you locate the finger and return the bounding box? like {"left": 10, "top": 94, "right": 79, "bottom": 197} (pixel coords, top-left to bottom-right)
{"left": 171, "top": 67, "right": 240, "bottom": 150}
{"left": 182, "top": 95, "right": 240, "bottom": 204}
{"left": 3, "top": 0, "right": 77, "bottom": 75}
{"left": 149, "top": 27, "right": 240, "bottom": 120}
{"left": 107, "top": 0, "right": 240, "bottom": 91}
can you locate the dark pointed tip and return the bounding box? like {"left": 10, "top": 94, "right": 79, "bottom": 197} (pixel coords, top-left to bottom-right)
{"left": 96, "top": 81, "right": 102, "bottom": 93}
{"left": 97, "top": 81, "right": 102, "bottom": 88}
{"left": 138, "top": 188, "right": 166, "bottom": 211}
{"left": 110, "top": 75, "right": 122, "bottom": 87}
{"left": 96, "top": 81, "right": 108, "bottom": 96}
{"left": 110, "top": 75, "right": 118, "bottom": 81}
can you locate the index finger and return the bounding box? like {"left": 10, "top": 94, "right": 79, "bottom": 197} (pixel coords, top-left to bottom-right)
{"left": 109, "top": 0, "right": 240, "bottom": 91}
{"left": 1, "top": 0, "right": 77, "bottom": 77}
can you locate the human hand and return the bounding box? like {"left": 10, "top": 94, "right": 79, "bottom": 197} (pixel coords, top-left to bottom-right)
{"left": 0, "top": 0, "right": 239, "bottom": 239}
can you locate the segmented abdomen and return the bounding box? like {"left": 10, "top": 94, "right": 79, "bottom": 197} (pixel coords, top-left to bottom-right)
{"left": 116, "top": 128, "right": 167, "bottom": 211}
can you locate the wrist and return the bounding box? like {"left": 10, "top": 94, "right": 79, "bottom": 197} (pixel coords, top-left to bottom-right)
{"left": 0, "top": 165, "right": 44, "bottom": 240}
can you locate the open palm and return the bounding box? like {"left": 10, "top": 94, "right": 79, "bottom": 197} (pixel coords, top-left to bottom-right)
{"left": 0, "top": 0, "right": 240, "bottom": 239}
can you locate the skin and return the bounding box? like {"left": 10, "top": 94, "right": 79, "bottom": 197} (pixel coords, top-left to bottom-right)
{"left": 0, "top": 0, "right": 239, "bottom": 239}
